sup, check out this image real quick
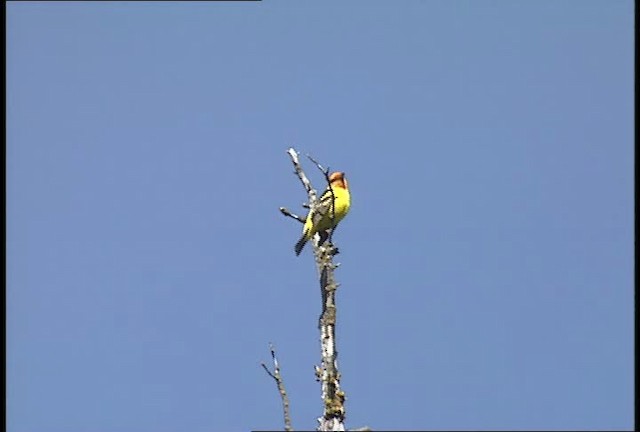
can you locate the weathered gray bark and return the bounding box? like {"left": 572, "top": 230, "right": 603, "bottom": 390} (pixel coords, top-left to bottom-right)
{"left": 285, "top": 148, "right": 347, "bottom": 431}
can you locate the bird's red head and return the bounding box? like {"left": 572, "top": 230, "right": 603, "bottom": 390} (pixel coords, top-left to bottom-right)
{"left": 329, "top": 172, "right": 348, "bottom": 190}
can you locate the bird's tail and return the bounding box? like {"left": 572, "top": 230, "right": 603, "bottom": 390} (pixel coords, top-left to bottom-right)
{"left": 294, "top": 232, "right": 308, "bottom": 256}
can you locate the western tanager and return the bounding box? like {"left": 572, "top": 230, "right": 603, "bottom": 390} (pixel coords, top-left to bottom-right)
{"left": 295, "top": 171, "right": 351, "bottom": 256}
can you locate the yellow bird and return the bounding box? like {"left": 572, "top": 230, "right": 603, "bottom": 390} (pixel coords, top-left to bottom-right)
{"left": 295, "top": 171, "right": 351, "bottom": 255}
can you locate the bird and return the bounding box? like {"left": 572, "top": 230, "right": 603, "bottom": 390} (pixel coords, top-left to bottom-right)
{"left": 295, "top": 171, "right": 351, "bottom": 256}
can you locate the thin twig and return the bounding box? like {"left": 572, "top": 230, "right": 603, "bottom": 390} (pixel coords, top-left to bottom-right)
{"left": 261, "top": 343, "right": 293, "bottom": 432}
{"left": 279, "top": 207, "right": 306, "bottom": 224}
{"left": 306, "top": 154, "right": 329, "bottom": 176}
{"left": 288, "top": 148, "right": 315, "bottom": 199}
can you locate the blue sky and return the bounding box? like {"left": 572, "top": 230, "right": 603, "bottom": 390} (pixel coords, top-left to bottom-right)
{"left": 7, "top": 1, "right": 634, "bottom": 431}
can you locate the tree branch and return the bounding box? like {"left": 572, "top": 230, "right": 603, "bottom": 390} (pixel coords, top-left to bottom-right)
{"left": 283, "top": 149, "right": 347, "bottom": 431}
{"left": 261, "top": 343, "right": 293, "bottom": 432}
{"left": 279, "top": 207, "right": 306, "bottom": 224}
{"left": 314, "top": 243, "right": 346, "bottom": 432}
{"left": 287, "top": 148, "right": 316, "bottom": 200}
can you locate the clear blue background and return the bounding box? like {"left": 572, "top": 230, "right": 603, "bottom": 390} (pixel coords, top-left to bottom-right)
{"left": 7, "top": 1, "right": 634, "bottom": 431}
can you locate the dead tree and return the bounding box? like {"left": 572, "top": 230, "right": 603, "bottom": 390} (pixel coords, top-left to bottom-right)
{"left": 262, "top": 148, "right": 371, "bottom": 431}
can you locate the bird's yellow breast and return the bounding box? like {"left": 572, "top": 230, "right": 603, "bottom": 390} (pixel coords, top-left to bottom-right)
{"left": 303, "top": 185, "right": 350, "bottom": 239}
{"left": 332, "top": 187, "right": 350, "bottom": 223}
